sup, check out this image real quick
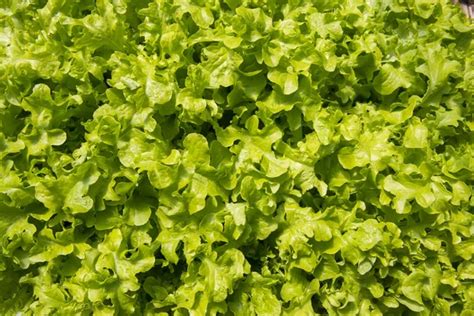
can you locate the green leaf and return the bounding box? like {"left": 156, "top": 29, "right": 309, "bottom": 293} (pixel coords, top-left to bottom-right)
{"left": 124, "top": 200, "right": 152, "bottom": 226}
{"left": 338, "top": 146, "right": 370, "bottom": 170}
{"left": 314, "top": 220, "right": 332, "bottom": 242}
{"left": 268, "top": 69, "right": 299, "bottom": 95}
{"left": 400, "top": 271, "right": 426, "bottom": 304}
{"left": 1, "top": 0, "right": 472, "bottom": 314}
{"left": 251, "top": 287, "right": 281, "bottom": 316}
{"left": 374, "top": 64, "right": 413, "bottom": 95}
{"left": 228, "top": 203, "right": 246, "bottom": 226}
{"left": 403, "top": 120, "right": 429, "bottom": 148}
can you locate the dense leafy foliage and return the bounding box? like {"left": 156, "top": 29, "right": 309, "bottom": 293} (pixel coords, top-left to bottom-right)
{"left": 1, "top": 0, "right": 473, "bottom": 315}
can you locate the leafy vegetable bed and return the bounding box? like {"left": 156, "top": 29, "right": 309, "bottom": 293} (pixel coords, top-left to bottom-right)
{"left": 1, "top": 0, "right": 473, "bottom": 315}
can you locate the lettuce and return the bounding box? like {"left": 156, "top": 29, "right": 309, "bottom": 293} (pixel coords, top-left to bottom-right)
{"left": 1, "top": 0, "right": 473, "bottom": 315}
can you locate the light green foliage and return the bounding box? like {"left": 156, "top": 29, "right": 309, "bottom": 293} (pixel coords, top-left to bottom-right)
{"left": 0, "top": 0, "right": 473, "bottom": 315}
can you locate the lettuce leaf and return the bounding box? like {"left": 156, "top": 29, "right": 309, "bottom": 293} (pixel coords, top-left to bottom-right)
{"left": 1, "top": 0, "right": 473, "bottom": 314}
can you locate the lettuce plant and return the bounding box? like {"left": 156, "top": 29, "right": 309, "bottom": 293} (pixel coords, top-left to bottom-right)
{"left": 0, "top": 0, "right": 473, "bottom": 315}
